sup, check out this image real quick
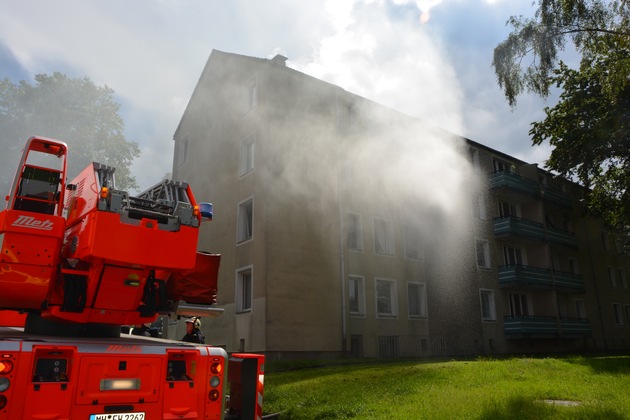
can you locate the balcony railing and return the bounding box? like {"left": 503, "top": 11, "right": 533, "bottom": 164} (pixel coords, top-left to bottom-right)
{"left": 499, "top": 265, "right": 584, "bottom": 291}
{"left": 490, "top": 171, "right": 540, "bottom": 195}
{"left": 547, "top": 226, "right": 578, "bottom": 247}
{"left": 504, "top": 316, "right": 591, "bottom": 338}
{"left": 504, "top": 316, "right": 558, "bottom": 336}
{"left": 494, "top": 217, "right": 579, "bottom": 250}
{"left": 559, "top": 318, "right": 592, "bottom": 336}
{"left": 541, "top": 184, "right": 572, "bottom": 207}
{"left": 552, "top": 271, "right": 585, "bottom": 291}
{"left": 498, "top": 265, "right": 552, "bottom": 288}
{"left": 494, "top": 216, "right": 546, "bottom": 240}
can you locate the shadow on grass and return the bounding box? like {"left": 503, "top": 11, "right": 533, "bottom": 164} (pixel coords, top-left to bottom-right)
{"left": 564, "top": 355, "right": 630, "bottom": 374}
{"left": 478, "top": 396, "right": 625, "bottom": 420}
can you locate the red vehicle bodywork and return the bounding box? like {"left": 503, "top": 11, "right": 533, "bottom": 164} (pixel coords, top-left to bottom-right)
{"left": 0, "top": 137, "right": 263, "bottom": 420}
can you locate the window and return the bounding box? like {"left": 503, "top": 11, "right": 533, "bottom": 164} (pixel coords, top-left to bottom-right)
{"left": 562, "top": 215, "right": 572, "bottom": 232}
{"left": 374, "top": 218, "right": 394, "bottom": 255}
{"left": 493, "top": 158, "right": 513, "bottom": 173}
{"left": 568, "top": 257, "right": 580, "bottom": 275}
{"left": 503, "top": 245, "right": 524, "bottom": 266}
{"left": 508, "top": 293, "right": 530, "bottom": 317}
{"left": 404, "top": 222, "right": 422, "bottom": 260}
{"left": 378, "top": 336, "right": 399, "bottom": 358}
{"left": 480, "top": 289, "right": 496, "bottom": 321}
{"left": 407, "top": 282, "right": 427, "bottom": 318}
{"left": 176, "top": 135, "right": 188, "bottom": 167}
{"left": 613, "top": 303, "right": 624, "bottom": 325}
{"left": 557, "top": 296, "right": 567, "bottom": 318}
{"left": 347, "top": 213, "right": 363, "bottom": 251}
{"left": 575, "top": 299, "right": 586, "bottom": 319}
{"left": 469, "top": 148, "right": 480, "bottom": 167}
{"left": 239, "top": 132, "right": 255, "bottom": 176}
{"left": 348, "top": 275, "right": 365, "bottom": 316}
{"left": 625, "top": 306, "right": 630, "bottom": 325}
{"left": 608, "top": 266, "right": 617, "bottom": 288}
{"left": 473, "top": 194, "right": 487, "bottom": 220}
{"left": 475, "top": 239, "right": 491, "bottom": 269}
{"left": 498, "top": 201, "right": 519, "bottom": 218}
{"left": 601, "top": 231, "right": 611, "bottom": 251}
{"left": 244, "top": 76, "right": 257, "bottom": 113}
{"left": 236, "top": 266, "right": 253, "bottom": 313}
{"left": 237, "top": 197, "right": 254, "bottom": 243}
{"left": 618, "top": 268, "right": 628, "bottom": 289}
{"left": 376, "top": 278, "right": 397, "bottom": 318}
{"left": 552, "top": 254, "right": 561, "bottom": 271}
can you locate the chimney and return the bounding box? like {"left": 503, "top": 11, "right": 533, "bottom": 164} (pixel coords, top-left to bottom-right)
{"left": 271, "top": 54, "right": 288, "bottom": 66}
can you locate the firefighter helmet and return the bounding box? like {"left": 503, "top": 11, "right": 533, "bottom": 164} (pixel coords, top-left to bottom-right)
{"left": 186, "top": 317, "right": 201, "bottom": 329}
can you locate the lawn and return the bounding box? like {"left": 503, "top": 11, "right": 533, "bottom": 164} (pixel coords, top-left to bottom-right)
{"left": 262, "top": 355, "right": 630, "bottom": 419}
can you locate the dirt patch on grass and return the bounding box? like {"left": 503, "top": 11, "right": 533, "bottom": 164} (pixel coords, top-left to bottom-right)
{"left": 540, "top": 399, "right": 582, "bottom": 407}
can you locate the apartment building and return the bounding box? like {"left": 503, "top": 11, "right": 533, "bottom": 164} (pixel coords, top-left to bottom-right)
{"left": 172, "top": 49, "right": 630, "bottom": 359}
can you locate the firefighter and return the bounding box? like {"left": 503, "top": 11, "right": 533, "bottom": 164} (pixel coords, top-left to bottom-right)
{"left": 182, "top": 317, "right": 205, "bottom": 344}
{"left": 131, "top": 323, "right": 152, "bottom": 337}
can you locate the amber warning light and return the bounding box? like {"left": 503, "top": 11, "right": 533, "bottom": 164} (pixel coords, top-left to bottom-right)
{"left": 0, "top": 360, "right": 13, "bottom": 374}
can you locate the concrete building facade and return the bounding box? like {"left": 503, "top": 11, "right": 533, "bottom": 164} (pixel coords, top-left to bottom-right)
{"left": 173, "top": 50, "right": 630, "bottom": 359}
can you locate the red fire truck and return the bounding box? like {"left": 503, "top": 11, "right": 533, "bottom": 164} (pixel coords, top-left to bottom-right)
{"left": 0, "top": 136, "right": 264, "bottom": 420}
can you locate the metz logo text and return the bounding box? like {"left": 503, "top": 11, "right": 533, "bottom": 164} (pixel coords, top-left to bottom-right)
{"left": 11, "top": 215, "right": 54, "bottom": 231}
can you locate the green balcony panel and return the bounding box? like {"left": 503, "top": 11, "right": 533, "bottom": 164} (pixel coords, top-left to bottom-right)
{"left": 547, "top": 227, "right": 578, "bottom": 247}
{"left": 494, "top": 217, "right": 546, "bottom": 240}
{"left": 499, "top": 265, "right": 552, "bottom": 287}
{"left": 559, "top": 318, "right": 592, "bottom": 335}
{"left": 504, "top": 316, "right": 559, "bottom": 335}
{"left": 490, "top": 171, "right": 540, "bottom": 195}
{"left": 542, "top": 185, "right": 571, "bottom": 207}
{"left": 552, "top": 271, "right": 585, "bottom": 290}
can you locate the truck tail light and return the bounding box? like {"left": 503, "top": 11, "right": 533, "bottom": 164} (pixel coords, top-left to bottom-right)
{"left": 0, "top": 355, "right": 14, "bottom": 411}
{"left": 0, "top": 378, "right": 9, "bottom": 392}
{"left": 208, "top": 358, "right": 224, "bottom": 402}
{"left": 208, "top": 389, "right": 220, "bottom": 401}
{"left": 210, "top": 361, "right": 222, "bottom": 375}
{"left": 0, "top": 360, "right": 13, "bottom": 375}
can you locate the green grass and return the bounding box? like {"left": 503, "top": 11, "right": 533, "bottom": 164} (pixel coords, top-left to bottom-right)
{"left": 262, "top": 355, "right": 630, "bottom": 419}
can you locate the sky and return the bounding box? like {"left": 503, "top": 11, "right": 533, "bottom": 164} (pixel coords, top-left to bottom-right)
{"left": 0, "top": 0, "right": 554, "bottom": 192}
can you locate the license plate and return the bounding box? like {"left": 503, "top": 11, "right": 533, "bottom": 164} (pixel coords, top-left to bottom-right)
{"left": 89, "top": 413, "right": 145, "bottom": 420}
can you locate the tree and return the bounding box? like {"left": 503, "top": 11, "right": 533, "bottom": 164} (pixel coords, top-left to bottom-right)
{"left": 0, "top": 72, "right": 140, "bottom": 196}
{"left": 493, "top": 0, "right": 630, "bottom": 242}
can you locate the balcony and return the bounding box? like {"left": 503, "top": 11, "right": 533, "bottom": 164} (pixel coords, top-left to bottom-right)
{"left": 504, "top": 316, "right": 591, "bottom": 338}
{"left": 504, "top": 316, "right": 558, "bottom": 336}
{"left": 499, "top": 265, "right": 584, "bottom": 292}
{"left": 498, "top": 265, "right": 552, "bottom": 288}
{"left": 547, "top": 226, "right": 578, "bottom": 248}
{"left": 559, "top": 318, "right": 592, "bottom": 337}
{"left": 494, "top": 216, "right": 546, "bottom": 241}
{"left": 490, "top": 171, "right": 540, "bottom": 196}
{"left": 541, "top": 184, "right": 571, "bottom": 208}
{"left": 552, "top": 271, "right": 585, "bottom": 292}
